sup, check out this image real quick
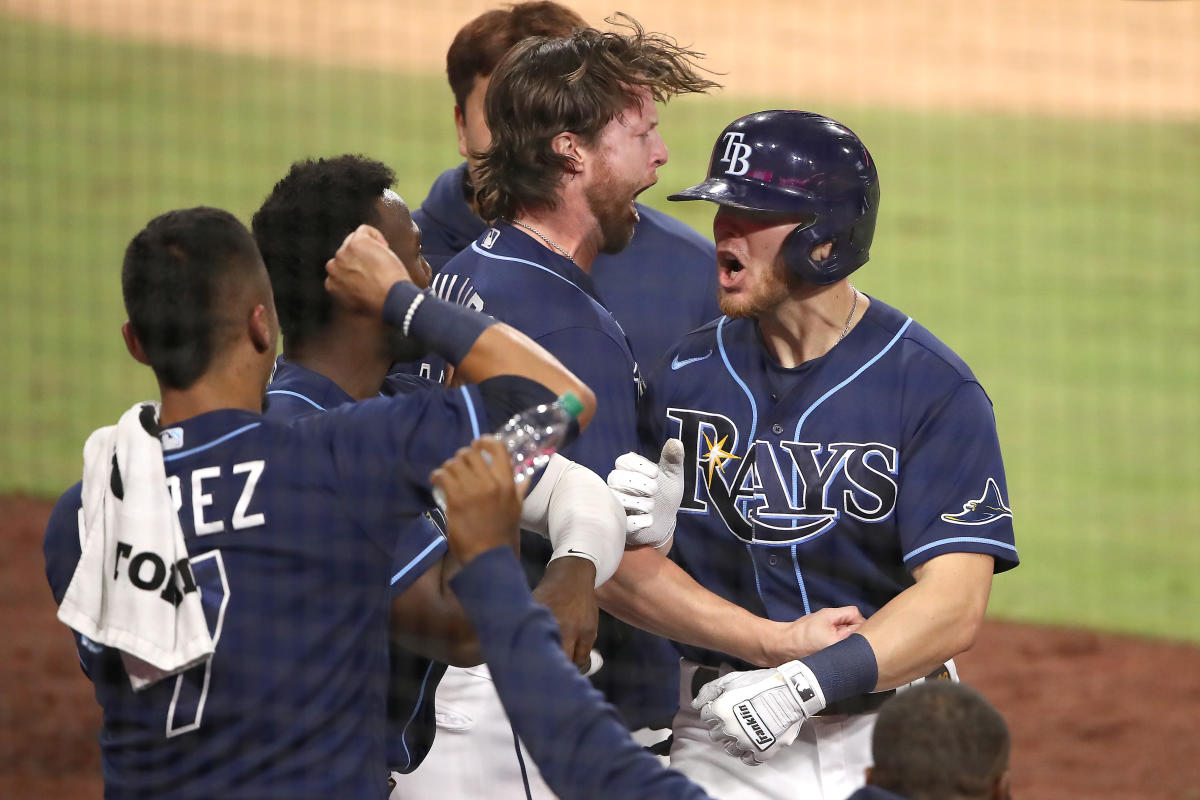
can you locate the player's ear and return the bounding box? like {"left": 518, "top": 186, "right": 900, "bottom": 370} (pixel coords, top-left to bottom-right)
{"left": 552, "top": 132, "right": 584, "bottom": 175}
{"left": 121, "top": 321, "right": 150, "bottom": 366}
{"left": 992, "top": 769, "right": 1012, "bottom": 800}
{"left": 809, "top": 242, "right": 833, "bottom": 262}
{"left": 248, "top": 304, "right": 275, "bottom": 355}
{"left": 454, "top": 105, "right": 469, "bottom": 159}
{"left": 863, "top": 766, "right": 876, "bottom": 786}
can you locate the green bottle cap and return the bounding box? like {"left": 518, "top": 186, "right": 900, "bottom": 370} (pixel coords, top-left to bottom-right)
{"left": 558, "top": 392, "right": 584, "bottom": 419}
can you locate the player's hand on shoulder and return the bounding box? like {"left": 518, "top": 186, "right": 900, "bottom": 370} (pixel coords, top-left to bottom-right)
{"left": 533, "top": 557, "right": 599, "bottom": 671}
{"left": 432, "top": 437, "right": 526, "bottom": 563}
{"left": 768, "top": 605, "right": 864, "bottom": 665}
{"left": 324, "top": 223, "right": 413, "bottom": 315}
{"left": 692, "top": 660, "right": 827, "bottom": 766}
{"left": 606, "top": 439, "right": 685, "bottom": 550}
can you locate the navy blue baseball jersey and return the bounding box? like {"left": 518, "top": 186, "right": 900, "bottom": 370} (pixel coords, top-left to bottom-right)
{"left": 451, "top": 546, "right": 713, "bottom": 800}
{"left": 265, "top": 356, "right": 449, "bottom": 773}
{"left": 413, "top": 163, "right": 720, "bottom": 369}
{"left": 430, "top": 222, "right": 680, "bottom": 729}
{"left": 43, "top": 389, "right": 486, "bottom": 798}
{"left": 641, "top": 297, "right": 1019, "bottom": 670}
{"left": 431, "top": 223, "right": 639, "bottom": 477}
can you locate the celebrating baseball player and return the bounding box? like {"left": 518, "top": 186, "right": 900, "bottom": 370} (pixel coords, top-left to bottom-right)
{"left": 398, "top": 15, "right": 724, "bottom": 799}
{"left": 41, "top": 207, "right": 595, "bottom": 797}
{"left": 601, "top": 110, "right": 1019, "bottom": 800}
{"left": 403, "top": 13, "right": 721, "bottom": 790}
{"left": 250, "top": 154, "right": 627, "bottom": 779}
{"left": 414, "top": 1, "right": 719, "bottom": 371}
{"left": 427, "top": 437, "right": 1014, "bottom": 800}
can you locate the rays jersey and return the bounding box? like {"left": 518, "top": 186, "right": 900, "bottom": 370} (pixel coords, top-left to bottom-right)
{"left": 265, "top": 357, "right": 450, "bottom": 774}
{"left": 641, "top": 297, "right": 1018, "bottom": 670}
{"left": 432, "top": 223, "right": 639, "bottom": 480}
{"left": 43, "top": 388, "right": 487, "bottom": 798}
{"left": 430, "top": 223, "right": 678, "bottom": 729}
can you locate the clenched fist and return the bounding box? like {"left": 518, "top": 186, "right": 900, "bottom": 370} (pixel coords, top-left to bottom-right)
{"left": 324, "top": 224, "right": 413, "bottom": 316}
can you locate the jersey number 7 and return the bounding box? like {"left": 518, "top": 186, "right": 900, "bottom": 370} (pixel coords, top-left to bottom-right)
{"left": 165, "top": 550, "right": 230, "bottom": 737}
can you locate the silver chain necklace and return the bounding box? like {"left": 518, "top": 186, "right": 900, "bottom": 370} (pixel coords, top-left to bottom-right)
{"left": 838, "top": 286, "right": 860, "bottom": 342}
{"left": 511, "top": 219, "right": 577, "bottom": 265}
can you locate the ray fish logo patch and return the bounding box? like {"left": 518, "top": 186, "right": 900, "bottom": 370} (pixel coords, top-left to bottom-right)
{"left": 941, "top": 478, "right": 1012, "bottom": 525}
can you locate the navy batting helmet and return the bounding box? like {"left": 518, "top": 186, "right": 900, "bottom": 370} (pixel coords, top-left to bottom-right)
{"left": 668, "top": 110, "right": 879, "bottom": 286}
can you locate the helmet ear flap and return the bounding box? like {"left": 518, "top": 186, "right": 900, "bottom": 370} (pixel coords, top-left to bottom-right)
{"left": 779, "top": 222, "right": 816, "bottom": 282}
{"left": 780, "top": 222, "right": 847, "bottom": 286}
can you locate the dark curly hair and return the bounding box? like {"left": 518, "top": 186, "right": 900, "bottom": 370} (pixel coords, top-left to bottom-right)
{"left": 474, "top": 14, "right": 719, "bottom": 222}
{"left": 252, "top": 155, "right": 395, "bottom": 345}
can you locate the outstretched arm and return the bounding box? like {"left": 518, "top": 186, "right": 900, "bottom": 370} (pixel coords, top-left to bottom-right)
{"left": 597, "top": 547, "right": 862, "bottom": 668}
{"left": 434, "top": 438, "right": 712, "bottom": 800}
{"left": 599, "top": 442, "right": 862, "bottom": 667}
{"left": 692, "top": 552, "right": 996, "bottom": 766}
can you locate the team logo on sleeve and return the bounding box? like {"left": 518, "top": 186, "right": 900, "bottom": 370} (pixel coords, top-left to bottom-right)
{"left": 940, "top": 478, "right": 1012, "bottom": 525}
{"left": 667, "top": 408, "right": 899, "bottom": 546}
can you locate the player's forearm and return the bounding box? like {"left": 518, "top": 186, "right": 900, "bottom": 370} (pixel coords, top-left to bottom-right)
{"left": 523, "top": 455, "right": 625, "bottom": 587}
{"left": 858, "top": 552, "right": 994, "bottom": 689}
{"left": 596, "top": 547, "right": 782, "bottom": 667}
{"left": 389, "top": 559, "right": 483, "bottom": 667}
{"left": 456, "top": 325, "right": 596, "bottom": 429}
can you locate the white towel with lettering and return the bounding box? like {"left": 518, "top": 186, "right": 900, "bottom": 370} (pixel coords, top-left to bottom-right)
{"left": 58, "top": 402, "right": 214, "bottom": 691}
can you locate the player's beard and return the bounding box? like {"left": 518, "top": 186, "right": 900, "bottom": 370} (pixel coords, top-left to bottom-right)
{"left": 585, "top": 160, "right": 639, "bottom": 255}
{"left": 718, "top": 255, "right": 798, "bottom": 319}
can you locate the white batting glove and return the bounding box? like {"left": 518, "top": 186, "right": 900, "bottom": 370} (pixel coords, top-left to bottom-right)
{"left": 606, "top": 439, "right": 685, "bottom": 549}
{"left": 692, "top": 660, "right": 827, "bottom": 766}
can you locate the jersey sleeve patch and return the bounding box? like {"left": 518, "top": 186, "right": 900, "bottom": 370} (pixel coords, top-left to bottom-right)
{"left": 939, "top": 477, "right": 1012, "bottom": 526}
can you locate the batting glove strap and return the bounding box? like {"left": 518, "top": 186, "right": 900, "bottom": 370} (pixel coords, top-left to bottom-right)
{"left": 776, "top": 659, "right": 828, "bottom": 718}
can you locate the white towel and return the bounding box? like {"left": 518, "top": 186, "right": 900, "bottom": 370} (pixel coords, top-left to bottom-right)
{"left": 58, "top": 402, "right": 214, "bottom": 691}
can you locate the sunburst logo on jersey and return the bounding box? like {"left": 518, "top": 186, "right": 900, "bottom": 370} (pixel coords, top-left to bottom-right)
{"left": 701, "top": 431, "right": 740, "bottom": 483}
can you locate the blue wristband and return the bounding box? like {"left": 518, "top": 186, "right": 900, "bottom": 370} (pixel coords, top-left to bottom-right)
{"left": 798, "top": 633, "right": 878, "bottom": 705}
{"left": 382, "top": 282, "right": 495, "bottom": 366}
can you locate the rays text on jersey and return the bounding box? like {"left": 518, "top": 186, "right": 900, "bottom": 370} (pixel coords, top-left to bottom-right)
{"left": 668, "top": 408, "right": 899, "bottom": 546}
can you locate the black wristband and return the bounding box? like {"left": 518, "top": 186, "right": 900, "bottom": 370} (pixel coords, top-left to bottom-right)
{"left": 382, "top": 282, "right": 496, "bottom": 366}
{"left": 799, "top": 633, "right": 879, "bottom": 705}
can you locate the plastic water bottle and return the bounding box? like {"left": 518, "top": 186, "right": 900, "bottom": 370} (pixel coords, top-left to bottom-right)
{"left": 500, "top": 392, "right": 585, "bottom": 485}
{"left": 433, "top": 392, "right": 584, "bottom": 508}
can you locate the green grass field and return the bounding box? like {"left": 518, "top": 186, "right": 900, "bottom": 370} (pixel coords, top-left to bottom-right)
{"left": 3, "top": 14, "right": 1198, "bottom": 641}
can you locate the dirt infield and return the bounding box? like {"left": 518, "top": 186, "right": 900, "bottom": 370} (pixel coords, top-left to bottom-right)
{"left": 4, "top": 493, "right": 1200, "bottom": 799}
{"left": 4, "top": 0, "right": 1198, "bottom": 118}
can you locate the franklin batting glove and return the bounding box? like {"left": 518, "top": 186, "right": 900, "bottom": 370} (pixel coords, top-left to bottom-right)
{"left": 692, "top": 660, "right": 827, "bottom": 766}
{"left": 606, "top": 439, "right": 685, "bottom": 550}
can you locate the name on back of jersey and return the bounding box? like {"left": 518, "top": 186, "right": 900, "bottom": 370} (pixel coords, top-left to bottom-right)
{"left": 165, "top": 460, "right": 268, "bottom": 537}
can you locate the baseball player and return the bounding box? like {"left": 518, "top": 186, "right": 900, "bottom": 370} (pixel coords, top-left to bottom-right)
{"left": 396, "top": 16, "right": 722, "bottom": 798}
{"left": 250, "top": 154, "right": 627, "bottom": 777}
{"left": 42, "top": 208, "right": 594, "bottom": 797}
{"left": 428, "top": 438, "right": 1013, "bottom": 800}
{"left": 601, "top": 110, "right": 1019, "bottom": 800}
{"left": 413, "top": 0, "right": 720, "bottom": 375}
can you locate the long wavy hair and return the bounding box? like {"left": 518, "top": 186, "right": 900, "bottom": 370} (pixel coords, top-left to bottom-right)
{"left": 474, "top": 14, "right": 720, "bottom": 222}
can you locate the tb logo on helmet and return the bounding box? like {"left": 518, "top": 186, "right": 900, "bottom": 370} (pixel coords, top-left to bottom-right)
{"left": 719, "top": 131, "right": 753, "bottom": 176}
